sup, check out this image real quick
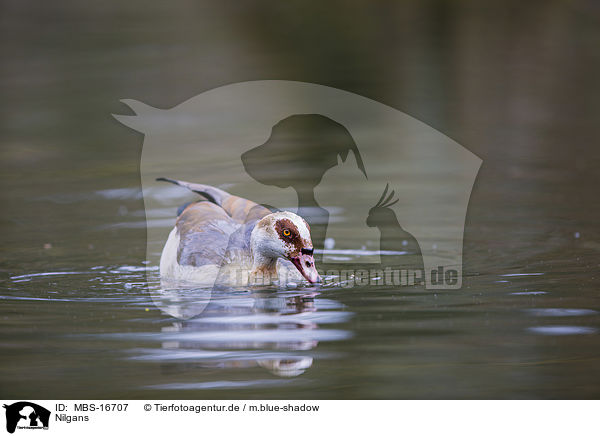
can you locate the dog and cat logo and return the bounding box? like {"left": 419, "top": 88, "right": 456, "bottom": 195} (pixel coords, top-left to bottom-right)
{"left": 3, "top": 402, "right": 50, "bottom": 433}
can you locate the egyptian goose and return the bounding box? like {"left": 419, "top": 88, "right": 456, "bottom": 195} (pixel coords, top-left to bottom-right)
{"left": 157, "top": 178, "right": 320, "bottom": 286}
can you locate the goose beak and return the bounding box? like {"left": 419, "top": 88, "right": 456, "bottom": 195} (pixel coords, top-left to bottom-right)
{"left": 290, "top": 252, "right": 321, "bottom": 284}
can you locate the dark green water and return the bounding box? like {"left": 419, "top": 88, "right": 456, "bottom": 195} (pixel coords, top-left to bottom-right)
{"left": 1, "top": 1, "right": 599, "bottom": 399}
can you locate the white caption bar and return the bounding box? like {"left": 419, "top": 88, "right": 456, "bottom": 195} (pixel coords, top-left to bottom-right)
{"left": 1, "top": 400, "right": 597, "bottom": 436}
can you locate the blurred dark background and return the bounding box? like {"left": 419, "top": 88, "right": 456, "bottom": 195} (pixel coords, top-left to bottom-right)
{"left": 1, "top": 0, "right": 600, "bottom": 399}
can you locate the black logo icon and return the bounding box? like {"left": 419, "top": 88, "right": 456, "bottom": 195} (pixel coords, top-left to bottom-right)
{"left": 3, "top": 402, "right": 50, "bottom": 434}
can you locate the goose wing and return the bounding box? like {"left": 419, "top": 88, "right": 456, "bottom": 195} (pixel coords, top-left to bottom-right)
{"left": 174, "top": 201, "right": 238, "bottom": 267}
{"left": 158, "top": 178, "right": 272, "bottom": 268}
{"left": 157, "top": 177, "right": 271, "bottom": 223}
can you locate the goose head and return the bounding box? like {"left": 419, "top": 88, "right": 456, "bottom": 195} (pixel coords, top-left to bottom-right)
{"left": 250, "top": 211, "right": 320, "bottom": 284}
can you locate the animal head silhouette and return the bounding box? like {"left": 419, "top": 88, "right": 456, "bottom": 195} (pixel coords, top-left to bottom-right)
{"left": 241, "top": 114, "right": 367, "bottom": 192}
{"left": 366, "top": 183, "right": 399, "bottom": 228}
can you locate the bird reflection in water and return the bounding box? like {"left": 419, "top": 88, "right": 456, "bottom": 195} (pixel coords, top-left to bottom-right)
{"left": 142, "top": 280, "right": 352, "bottom": 379}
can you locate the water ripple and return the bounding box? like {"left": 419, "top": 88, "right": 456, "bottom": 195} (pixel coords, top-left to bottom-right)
{"left": 527, "top": 326, "right": 598, "bottom": 335}
{"left": 524, "top": 308, "right": 598, "bottom": 317}
{"left": 145, "top": 379, "right": 297, "bottom": 390}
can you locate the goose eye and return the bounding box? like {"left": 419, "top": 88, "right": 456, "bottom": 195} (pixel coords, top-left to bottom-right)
{"left": 283, "top": 229, "right": 291, "bottom": 237}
